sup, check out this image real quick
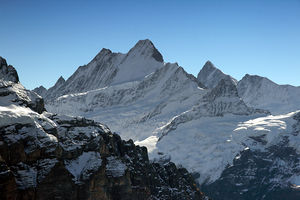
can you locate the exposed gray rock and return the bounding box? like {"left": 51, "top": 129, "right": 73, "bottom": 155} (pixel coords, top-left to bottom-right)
{"left": 0, "top": 57, "right": 19, "bottom": 83}
{"left": 197, "top": 61, "right": 236, "bottom": 89}
{"left": 0, "top": 57, "right": 45, "bottom": 114}
{"left": 202, "top": 137, "right": 300, "bottom": 200}
{"left": 128, "top": 39, "right": 163, "bottom": 62}
{"left": 33, "top": 86, "right": 47, "bottom": 98}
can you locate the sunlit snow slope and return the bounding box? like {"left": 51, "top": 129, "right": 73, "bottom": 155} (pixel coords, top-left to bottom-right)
{"left": 35, "top": 40, "right": 300, "bottom": 199}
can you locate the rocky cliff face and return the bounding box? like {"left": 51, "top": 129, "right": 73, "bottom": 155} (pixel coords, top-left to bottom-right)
{"left": 0, "top": 113, "right": 204, "bottom": 200}
{"left": 0, "top": 57, "right": 19, "bottom": 83}
{"left": 197, "top": 61, "right": 237, "bottom": 89}
{"left": 0, "top": 57, "right": 207, "bottom": 200}
{"left": 202, "top": 135, "right": 300, "bottom": 200}
{"left": 0, "top": 57, "right": 45, "bottom": 114}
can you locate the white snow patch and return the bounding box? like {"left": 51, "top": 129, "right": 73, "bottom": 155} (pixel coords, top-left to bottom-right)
{"left": 65, "top": 152, "right": 102, "bottom": 183}
{"left": 289, "top": 175, "right": 300, "bottom": 189}
{"left": 0, "top": 105, "right": 58, "bottom": 150}
{"left": 149, "top": 111, "right": 299, "bottom": 184}
{"left": 0, "top": 105, "right": 56, "bottom": 128}
{"left": 135, "top": 135, "right": 159, "bottom": 153}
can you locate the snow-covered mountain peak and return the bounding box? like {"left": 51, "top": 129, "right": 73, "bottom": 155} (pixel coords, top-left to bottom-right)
{"left": 197, "top": 61, "right": 237, "bottom": 89}
{"left": 33, "top": 85, "right": 47, "bottom": 97}
{"left": 0, "top": 56, "right": 45, "bottom": 113}
{"left": 55, "top": 76, "right": 65, "bottom": 86}
{"left": 240, "top": 73, "right": 271, "bottom": 84}
{"left": 0, "top": 56, "right": 7, "bottom": 68}
{"left": 36, "top": 39, "right": 165, "bottom": 100}
{"left": 237, "top": 74, "right": 271, "bottom": 97}
{"left": 87, "top": 47, "right": 121, "bottom": 68}
{"left": 90, "top": 48, "right": 114, "bottom": 62}
{"left": 203, "top": 60, "right": 216, "bottom": 70}
{"left": 0, "top": 56, "right": 19, "bottom": 83}
{"left": 127, "top": 39, "right": 163, "bottom": 62}
{"left": 237, "top": 74, "right": 300, "bottom": 114}
{"left": 99, "top": 47, "right": 112, "bottom": 55}
{"left": 110, "top": 39, "right": 164, "bottom": 85}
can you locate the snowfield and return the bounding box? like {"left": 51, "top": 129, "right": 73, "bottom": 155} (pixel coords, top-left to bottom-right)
{"left": 146, "top": 112, "right": 300, "bottom": 184}
{"left": 32, "top": 39, "right": 300, "bottom": 198}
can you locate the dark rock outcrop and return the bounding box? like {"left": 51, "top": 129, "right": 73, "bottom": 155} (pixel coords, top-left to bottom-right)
{"left": 0, "top": 113, "right": 205, "bottom": 200}
{"left": 0, "top": 58, "right": 45, "bottom": 114}
{"left": 202, "top": 140, "right": 300, "bottom": 200}
{"left": 0, "top": 56, "right": 19, "bottom": 83}
{"left": 202, "top": 114, "right": 300, "bottom": 200}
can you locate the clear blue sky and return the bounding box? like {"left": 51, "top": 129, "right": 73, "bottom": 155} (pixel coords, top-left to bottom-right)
{"left": 1, "top": 0, "right": 300, "bottom": 89}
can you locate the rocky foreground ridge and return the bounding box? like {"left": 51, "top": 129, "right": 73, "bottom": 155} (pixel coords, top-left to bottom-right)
{"left": 0, "top": 56, "right": 207, "bottom": 200}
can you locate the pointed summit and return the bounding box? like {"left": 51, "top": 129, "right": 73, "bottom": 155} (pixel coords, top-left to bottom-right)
{"left": 111, "top": 39, "right": 164, "bottom": 85}
{"left": 203, "top": 60, "right": 216, "bottom": 70}
{"left": 236, "top": 73, "right": 296, "bottom": 114}
{"left": 97, "top": 48, "right": 112, "bottom": 58}
{"left": 99, "top": 48, "right": 112, "bottom": 54}
{"left": 43, "top": 39, "right": 165, "bottom": 99}
{"left": 40, "top": 75, "right": 67, "bottom": 101}
{"left": 127, "top": 39, "right": 163, "bottom": 62}
{"left": 0, "top": 56, "right": 7, "bottom": 66}
{"left": 197, "top": 61, "right": 236, "bottom": 89}
{"left": 55, "top": 76, "right": 65, "bottom": 87}
{"left": 33, "top": 85, "right": 47, "bottom": 97}
{"left": 92, "top": 48, "right": 113, "bottom": 62}
{"left": 134, "top": 39, "right": 154, "bottom": 47}
{"left": 239, "top": 74, "right": 273, "bottom": 86}
{"left": 237, "top": 74, "right": 277, "bottom": 99}
{"left": 0, "top": 56, "right": 19, "bottom": 83}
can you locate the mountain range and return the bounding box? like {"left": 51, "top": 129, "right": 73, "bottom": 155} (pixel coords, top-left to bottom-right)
{"left": 2, "top": 39, "right": 300, "bottom": 199}
{"left": 0, "top": 55, "right": 207, "bottom": 200}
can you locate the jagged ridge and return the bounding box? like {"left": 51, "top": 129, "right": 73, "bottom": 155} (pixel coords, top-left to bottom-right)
{"left": 0, "top": 56, "right": 207, "bottom": 200}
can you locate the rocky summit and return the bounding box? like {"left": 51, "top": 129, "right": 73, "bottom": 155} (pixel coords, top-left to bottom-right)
{"left": 0, "top": 57, "right": 207, "bottom": 200}
{"left": 0, "top": 57, "right": 19, "bottom": 83}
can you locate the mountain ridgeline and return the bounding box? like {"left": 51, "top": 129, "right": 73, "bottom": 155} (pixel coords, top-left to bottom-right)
{"left": 0, "top": 56, "right": 207, "bottom": 199}
{"left": 35, "top": 39, "right": 165, "bottom": 101}
{"left": 4, "top": 39, "right": 300, "bottom": 200}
